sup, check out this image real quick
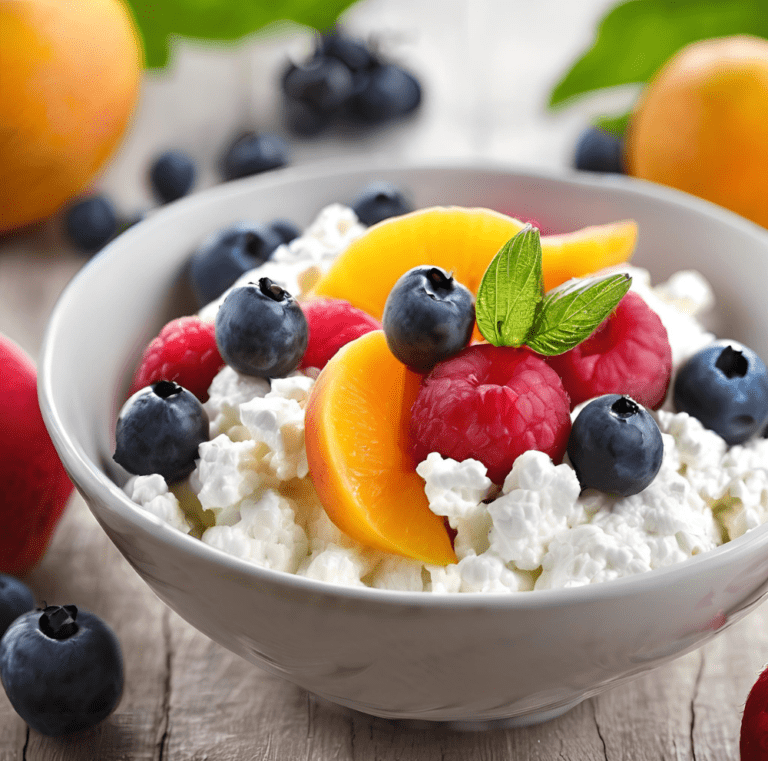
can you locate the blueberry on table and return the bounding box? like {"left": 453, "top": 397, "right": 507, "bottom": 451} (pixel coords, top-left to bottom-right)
{"left": 0, "top": 605, "right": 123, "bottom": 736}
{"left": 318, "top": 31, "right": 376, "bottom": 72}
{"left": 220, "top": 131, "right": 289, "bottom": 181}
{"left": 574, "top": 127, "right": 625, "bottom": 174}
{"left": 188, "top": 222, "right": 284, "bottom": 308}
{"left": 283, "top": 97, "right": 334, "bottom": 136}
{"left": 64, "top": 195, "right": 117, "bottom": 253}
{"left": 382, "top": 265, "right": 475, "bottom": 373}
{"left": 0, "top": 575, "right": 35, "bottom": 638}
{"left": 113, "top": 380, "right": 209, "bottom": 483}
{"left": 568, "top": 395, "right": 663, "bottom": 497}
{"left": 149, "top": 149, "right": 196, "bottom": 203}
{"left": 351, "top": 181, "right": 413, "bottom": 226}
{"left": 215, "top": 278, "right": 309, "bottom": 378}
{"left": 282, "top": 57, "right": 355, "bottom": 114}
{"left": 349, "top": 63, "right": 422, "bottom": 123}
{"left": 674, "top": 341, "right": 768, "bottom": 445}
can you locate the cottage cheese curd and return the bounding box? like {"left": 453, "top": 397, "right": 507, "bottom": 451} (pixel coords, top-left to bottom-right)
{"left": 123, "top": 204, "right": 768, "bottom": 592}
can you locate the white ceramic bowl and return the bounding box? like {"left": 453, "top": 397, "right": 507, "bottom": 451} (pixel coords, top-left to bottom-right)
{"left": 39, "top": 160, "right": 768, "bottom": 727}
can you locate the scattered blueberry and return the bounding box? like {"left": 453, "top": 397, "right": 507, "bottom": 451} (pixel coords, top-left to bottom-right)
{"left": 567, "top": 395, "right": 663, "bottom": 497}
{"left": 149, "top": 149, "right": 196, "bottom": 203}
{"left": 113, "top": 380, "right": 209, "bottom": 482}
{"left": 0, "top": 604, "right": 123, "bottom": 736}
{"left": 382, "top": 265, "right": 475, "bottom": 373}
{"left": 220, "top": 131, "right": 289, "bottom": 181}
{"left": 188, "top": 222, "right": 284, "bottom": 308}
{"left": 349, "top": 63, "right": 422, "bottom": 123}
{"left": 269, "top": 218, "right": 302, "bottom": 245}
{"left": 0, "top": 574, "right": 35, "bottom": 638}
{"left": 280, "top": 29, "right": 421, "bottom": 135}
{"left": 319, "top": 31, "right": 376, "bottom": 72}
{"left": 351, "top": 181, "right": 412, "bottom": 226}
{"left": 574, "top": 127, "right": 625, "bottom": 174}
{"left": 282, "top": 98, "right": 334, "bottom": 137}
{"left": 64, "top": 195, "right": 118, "bottom": 253}
{"left": 282, "top": 57, "right": 355, "bottom": 114}
{"left": 673, "top": 341, "right": 768, "bottom": 445}
{"left": 215, "top": 279, "right": 309, "bottom": 378}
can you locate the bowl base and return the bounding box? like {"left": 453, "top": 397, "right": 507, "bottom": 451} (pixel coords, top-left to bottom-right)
{"left": 310, "top": 693, "right": 586, "bottom": 731}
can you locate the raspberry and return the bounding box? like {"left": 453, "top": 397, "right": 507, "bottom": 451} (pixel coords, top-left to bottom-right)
{"left": 409, "top": 344, "right": 571, "bottom": 484}
{"left": 741, "top": 664, "right": 768, "bottom": 760}
{"left": 545, "top": 291, "right": 672, "bottom": 410}
{"left": 130, "top": 316, "right": 223, "bottom": 402}
{"left": 299, "top": 297, "right": 380, "bottom": 370}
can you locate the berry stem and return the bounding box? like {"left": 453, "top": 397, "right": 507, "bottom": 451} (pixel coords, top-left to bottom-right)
{"left": 39, "top": 605, "right": 79, "bottom": 640}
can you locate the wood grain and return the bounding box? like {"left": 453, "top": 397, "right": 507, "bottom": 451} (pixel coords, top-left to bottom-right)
{"left": 1, "top": 0, "right": 765, "bottom": 757}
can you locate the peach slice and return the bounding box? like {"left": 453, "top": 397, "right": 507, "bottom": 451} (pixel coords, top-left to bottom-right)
{"left": 312, "top": 207, "right": 638, "bottom": 319}
{"left": 304, "top": 330, "right": 457, "bottom": 565}
{"left": 541, "top": 220, "right": 639, "bottom": 292}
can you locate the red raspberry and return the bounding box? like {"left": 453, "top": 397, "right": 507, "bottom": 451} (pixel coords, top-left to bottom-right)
{"left": 409, "top": 344, "right": 571, "bottom": 484}
{"left": 130, "top": 316, "right": 223, "bottom": 402}
{"left": 545, "top": 291, "right": 672, "bottom": 410}
{"left": 299, "top": 297, "right": 380, "bottom": 370}
{"left": 741, "top": 665, "right": 768, "bottom": 760}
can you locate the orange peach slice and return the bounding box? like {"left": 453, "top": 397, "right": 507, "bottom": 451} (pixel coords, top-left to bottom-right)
{"left": 541, "top": 219, "right": 639, "bottom": 292}
{"left": 312, "top": 207, "right": 637, "bottom": 319}
{"left": 304, "top": 330, "right": 457, "bottom": 565}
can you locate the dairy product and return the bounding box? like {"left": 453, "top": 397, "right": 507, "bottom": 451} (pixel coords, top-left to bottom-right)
{"left": 123, "top": 204, "right": 768, "bottom": 592}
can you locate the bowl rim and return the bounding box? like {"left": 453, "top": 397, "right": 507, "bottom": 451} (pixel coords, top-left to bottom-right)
{"left": 39, "top": 156, "right": 768, "bottom": 609}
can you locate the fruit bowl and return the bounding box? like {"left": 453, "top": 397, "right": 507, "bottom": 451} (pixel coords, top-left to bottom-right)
{"left": 39, "top": 159, "right": 768, "bottom": 727}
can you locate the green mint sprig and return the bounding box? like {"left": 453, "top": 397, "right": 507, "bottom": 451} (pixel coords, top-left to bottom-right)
{"left": 124, "top": 0, "right": 361, "bottom": 69}
{"left": 475, "top": 226, "right": 632, "bottom": 355}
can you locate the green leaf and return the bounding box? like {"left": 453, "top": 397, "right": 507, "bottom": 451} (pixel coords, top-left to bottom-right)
{"left": 548, "top": 0, "right": 768, "bottom": 108}
{"left": 124, "top": 0, "right": 362, "bottom": 69}
{"left": 526, "top": 274, "right": 632, "bottom": 356}
{"left": 475, "top": 226, "right": 543, "bottom": 347}
{"left": 592, "top": 111, "right": 632, "bottom": 138}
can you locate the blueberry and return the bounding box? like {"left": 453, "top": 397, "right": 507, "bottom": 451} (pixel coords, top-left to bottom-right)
{"left": 673, "top": 341, "right": 768, "bottom": 445}
{"left": 574, "top": 127, "right": 625, "bottom": 174}
{"left": 149, "top": 149, "right": 196, "bottom": 203}
{"left": 269, "top": 218, "right": 301, "bottom": 245}
{"left": 64, "top": 195, "right": 117, "bottom": 253}
{"left": 113, "top": 381, "right": 209, "bottom": 483}
{"left": 351, "top": 181, "right": 412, "bottom": 226}
{"left": 282, "top": 57, "right": 355, "bottom": 114}
{"left": 283, "top": 97, "right": 333, "bottom": 136}
{"left": 568, "top": 395, "right": 663, "bottom": 497}
{"left": 220, "top": 131, "right": 289, "bottom": 181}
{"left": 0, "top": 575, "right": 34, "bottom": 638}
{"left": 382, "top": 265, "right": 475, "bottom": 372}
{"left": 188, "top": 222, "right": 284, "bottom": 307}
{"left": 318, "top": 31, "right": 376, "bottom": 72}
{"left": 349, "top": 63, "right": 422, "bottom": 123}
{"left": 0, "top": 604, "right": 123, "bottom": 736}
{"left": 215, "top": 279, "right": 308, "bottom": 378}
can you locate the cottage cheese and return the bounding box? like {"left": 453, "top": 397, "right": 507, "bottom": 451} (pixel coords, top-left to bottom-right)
{"left": 124, "top": 204, "right": 768, "bottom": 592}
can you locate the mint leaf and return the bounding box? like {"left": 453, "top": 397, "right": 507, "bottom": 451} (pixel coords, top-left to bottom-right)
{"left": 526, "top": 273, "right": 632, "bottom": 356}
{"left": 548, "top": 0, "right": 768, "bottom": 108}
{"left": 125, "top": 0, "right": 361, "bottom": 69}
{"left": 475, "top": 226, "right": 543, "bottom": 347}
{"left": 592, "top": 111, "right": 632, "bottom": 138}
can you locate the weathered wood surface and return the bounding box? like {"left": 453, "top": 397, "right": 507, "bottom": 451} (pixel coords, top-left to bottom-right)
{"left": 0, "top": 0, "right": 764, "bottom": 757}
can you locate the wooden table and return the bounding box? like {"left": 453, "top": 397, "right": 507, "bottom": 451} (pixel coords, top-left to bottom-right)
{"left": 1, "top": 0, "right": 764, "bottom": 757}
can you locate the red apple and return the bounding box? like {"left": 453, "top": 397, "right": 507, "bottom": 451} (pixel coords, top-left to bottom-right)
{"left": 0, "top": 334, "right": 73, "bottom": 575}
